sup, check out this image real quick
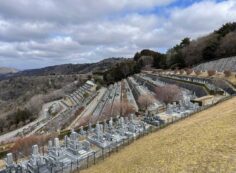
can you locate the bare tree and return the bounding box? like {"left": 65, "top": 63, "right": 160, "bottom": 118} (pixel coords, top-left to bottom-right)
{"left": 207, "top": 70, "right": 216, "bottom": 77}
{"left": 121, "top": 63, "right": 130, "bottom": 77}
{"left": 26, "top": 95, "right": 44, "bottom": 115}
{"left": 11, "top": 134, "right": 56, "bottom": 157}
{"left": 138, "top": 94, "right": 155, "bottom": 110}
{"left": 43, "top": 89, "right": 65, "bottom": 103}
{"left": 182, "top": 34, "right": 218, "bottom": 66}
{"left": 121, "top": 101, "right": 136, "bottom": 117}
{"left": 155, "top": 85, "right": 183, "bottom": 105}
{"left": 111, "top": 101, "right": 135, "bottom": 117}
{"left": 216, "top": 32, "right": 236, "bottom": 58}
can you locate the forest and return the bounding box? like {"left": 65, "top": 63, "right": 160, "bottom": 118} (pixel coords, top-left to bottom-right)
{"left": 134, "top": 22, "right": 236, "bottom": 69}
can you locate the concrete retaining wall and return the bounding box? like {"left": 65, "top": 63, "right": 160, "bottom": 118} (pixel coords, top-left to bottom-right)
{"left": 194, "top": 57, "right": 236, "bottom": 72}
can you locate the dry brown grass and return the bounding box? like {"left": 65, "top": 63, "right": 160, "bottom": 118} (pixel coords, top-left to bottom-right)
{"left": 226, "top": 75, "right": 236, "bottom": 85}
{"left": 81, "top": 97, "right": 236, "bottom": 173}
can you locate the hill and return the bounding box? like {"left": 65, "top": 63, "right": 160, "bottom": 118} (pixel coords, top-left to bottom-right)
{"left": 0, "top": 58, "right": 126, "bottom": 80}
{"left": 81, "top": 97, "right": 236, "bottom": 173}
{"left": 134, "top": 22, "right": 236, "bottom": 70}
{"left": 0, "top": 58, "right": 129, "bottom": 133}
{"left": 0, "top": 67, "right": 18, "bottom": 74}
{"left": 0, "top": 74, "right": 87, "bottom": 133}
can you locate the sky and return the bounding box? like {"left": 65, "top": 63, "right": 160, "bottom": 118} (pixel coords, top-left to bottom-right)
{"left": 0, "top": 0, "right": 236, "bottom": 69}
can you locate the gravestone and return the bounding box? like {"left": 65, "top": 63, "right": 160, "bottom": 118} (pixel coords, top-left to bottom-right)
{"left": 5, "top": 153, "right": 18, "bottom": 173}
{"left": 109, "top": 118, "right": 113, "bottom": 128}
{"left": 125, "top": 117, "right": 129, "bottom": 124}
{"left": 120, "top": 117, "right": 125, "bottom": 128}
{"left": 166, "top": 104, "right": 173, "bottom": 114}
{"left": 27, "top": 145, "right": 47, "bottom": 173}
{"left": 48, "top": 140, "right": 53, "bottom": 151}
{"left": 79, "top": 126, "right": 86, "bottom": 136}
{"left": 88, "top": 123, "right": 92, "bottom": 132}
{"left": 6, "top": 153, "right": 14, "bottom": 167}
{"left": 130, "top": 114, "right": 134, "bottom": 122}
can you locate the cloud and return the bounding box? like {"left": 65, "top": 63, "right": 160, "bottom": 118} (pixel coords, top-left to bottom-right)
{"left": 0, "top": 0, "right": 174, "bottom": 23}
{"left": 0, "top": 0, "right": 236, "bottom": 69}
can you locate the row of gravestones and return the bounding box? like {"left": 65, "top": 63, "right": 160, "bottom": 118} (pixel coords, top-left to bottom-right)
{"left": 168, "top": 75, "right": 219, "bottom": 91}
{"left": 166, "top": 98, "right": 200, "bottom": 116}
{"left": 3, "top": 115, "right": 149, "bottom": 173}
{"left": 168, "top": 75, "right": 233, "bottom": 95}
{"left": 87, "top": 115, "right": 149, "bottom": 149}
{"left": 143, "top": 97, "right": 201, "bottom": 126}
{"left": 67, "top": 81, "right": 93, "bottom": 106}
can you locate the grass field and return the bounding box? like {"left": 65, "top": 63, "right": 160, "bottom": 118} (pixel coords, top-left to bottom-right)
{"left": 81, "top": 97, "right": 236, "bottom": 173}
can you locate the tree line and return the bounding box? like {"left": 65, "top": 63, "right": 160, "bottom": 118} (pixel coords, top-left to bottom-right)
{"left": 103, "top": 60, "right": 142, "bottom": 84}
{"left": 134, "top": 22, "right": 236, "bottom": 69}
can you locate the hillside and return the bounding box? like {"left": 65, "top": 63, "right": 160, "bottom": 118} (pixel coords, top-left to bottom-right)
{"left": 133, "top": 22, "right": 236, "bottom": 70}
{"left": 0, "top": 74, "right": 85, "bottom": 133}
{"left": 0, "top": 58, "right": 126, "bottom": 80}
{"left": 82, "top": 97, "right": 236, "bottom": 173}
{"left": 194, "top": 56, "right": 236, "bottom": 72}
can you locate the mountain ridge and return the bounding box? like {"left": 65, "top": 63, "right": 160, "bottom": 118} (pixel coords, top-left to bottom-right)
{"left": 0, "top": 57, "right": 127, "bottom": 80}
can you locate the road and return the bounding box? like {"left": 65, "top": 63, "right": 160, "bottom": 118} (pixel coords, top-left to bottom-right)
{"left": 27, "top": 100, "right": 68, "bottom": 135}
{"left": 0, "top": 100, "right": 66, "bottom": 142}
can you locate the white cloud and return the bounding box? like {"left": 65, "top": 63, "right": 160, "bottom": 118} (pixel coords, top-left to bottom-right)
{"left": 0, "top": 0, "right": 236, "bottom": 69}
{"left": 0, "top": 0, "right": 174, "bottom": 23}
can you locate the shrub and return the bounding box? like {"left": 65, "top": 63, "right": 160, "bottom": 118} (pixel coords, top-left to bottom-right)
{"left": 174, "top": 69, "right": 178, "bottom": 74}
{"left": 96, "top": 85, "right": 101, "bottom": 91}
{"left": 155, "top": 85, "right": 183, "bottom": 105}
{"left": 207, "top": 70, "right": 216, "bottom": 77}
{"left": 179, "top": 69, "right": 185, "bottom": 75}
{"left": 11, "top": 134, "right": 57, "bottom": 156}
{"left": 194, "top": 70, "right": 201, "bottom": 76}
{"left": 185, "top": 68, "right": 193, "bottom": 75}
{"left": 138, "top": 94, "right": 155, "bottom": 110}
{"left": 224, "top": 70, "right": 231, "bottom": 77}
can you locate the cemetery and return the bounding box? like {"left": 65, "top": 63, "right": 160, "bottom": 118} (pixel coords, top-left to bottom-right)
{"left": 62, "top": 80, "right": 96, "bottom": 107}
{"left": 123, "top": 79, "right": 139, "bottom": 112}
{"left": 144, "top": 73, "right": 209, "bottom": 97}
{"left": 91, "top": 84, "right": 118, "bottom": 122}
{"left": 0, "top": 71, "right": 233, "bottom": 173}
{"left": 31, "top": 81, "right": 98, "bottom": 134}
{"left": 1, "top": 115, "right": 150, "bottom": 173}
{"left": 143, "top": 96, "right": 200, "bottom": 126}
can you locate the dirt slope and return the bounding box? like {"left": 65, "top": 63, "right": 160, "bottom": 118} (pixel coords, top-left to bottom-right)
{"left": 82, "top": 97, "right": 236, "bottom": 173}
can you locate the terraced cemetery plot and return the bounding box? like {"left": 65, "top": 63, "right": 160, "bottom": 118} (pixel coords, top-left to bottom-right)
{"left": 81, "top": 97, "right": 236, "bottom": 173}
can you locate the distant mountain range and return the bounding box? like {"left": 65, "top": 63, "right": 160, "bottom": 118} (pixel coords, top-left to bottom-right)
{"left": 0, "top": 67, "right": 18, "bottom": 74}
{"left": 0, "top": 58, "right": 127, "bottom": 80}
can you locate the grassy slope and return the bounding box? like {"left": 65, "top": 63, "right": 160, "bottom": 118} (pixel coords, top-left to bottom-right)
{"left": 82, "top": 97, "right": 236, "bottom": 173}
